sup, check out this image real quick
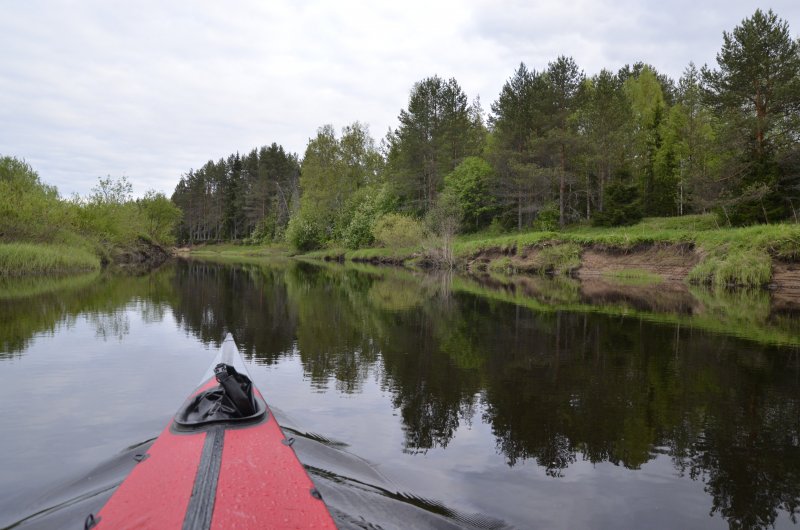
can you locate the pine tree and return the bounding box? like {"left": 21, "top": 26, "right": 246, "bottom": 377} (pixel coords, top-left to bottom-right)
{"left": 702, "top": 9, "right": 800, "bottom": 224}
{"left": 387, "top": 76, "right": 483, "bottom": 213}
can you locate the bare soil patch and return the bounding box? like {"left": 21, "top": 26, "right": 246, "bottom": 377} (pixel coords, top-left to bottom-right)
{"left": 577, "top": 244, "right": 698, "bottom": 282}
{"left": 771, "top": 261, "right": 800, "bottom": 312}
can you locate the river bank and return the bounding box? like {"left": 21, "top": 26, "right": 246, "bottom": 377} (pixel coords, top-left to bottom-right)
{"left": 0, "top": 237, "right": 170, "bottom": 277}
{"left": 296, "top": 216, "right": 800, "bottom": 291}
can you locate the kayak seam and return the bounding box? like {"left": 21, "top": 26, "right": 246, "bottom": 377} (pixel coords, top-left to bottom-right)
{"left": 183, "top": 426, "right": 224, "bottom": 530}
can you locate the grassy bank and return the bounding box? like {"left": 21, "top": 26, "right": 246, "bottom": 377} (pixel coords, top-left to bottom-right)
{"left": 293, "top": 215, "right": 800, "bottom": 288}
{"left": 184, "top": 243, "right": 292, "bottom": 260}
{"left": 0, "top": 157, "right": 181, "bottom": 277}
{"left": 0, "top": 243, "right": 101, "bottom": 276}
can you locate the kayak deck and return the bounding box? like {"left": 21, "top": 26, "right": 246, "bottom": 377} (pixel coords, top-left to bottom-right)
{"left": 92, "top": 335, "right": 335, "bottom": 529}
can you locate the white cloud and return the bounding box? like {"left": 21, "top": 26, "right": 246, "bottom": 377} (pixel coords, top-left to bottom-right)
{"left": 1, "top": 0, "right": 798, "bottom": 196}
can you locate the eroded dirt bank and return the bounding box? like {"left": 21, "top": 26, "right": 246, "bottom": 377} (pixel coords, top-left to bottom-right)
{"left": 465, "top": 242, "right": 797, "bottom": 287}
{"left": 576, "top": 244, "right": 698, "bottom": 281}
{"left": 110, "top": 237, "right": 170, "bottom": 270}
{"left": 456, "top": 242, "right": 800, "bottom": 314}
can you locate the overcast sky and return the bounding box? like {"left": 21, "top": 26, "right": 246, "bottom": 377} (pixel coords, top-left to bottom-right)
{"left": 2, "top": 1, "right": 798, "bottom": 197}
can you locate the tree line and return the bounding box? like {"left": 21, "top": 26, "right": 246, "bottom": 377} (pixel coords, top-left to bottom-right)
{"left": 171, "top": 9, "right": 800, "bottom": 248}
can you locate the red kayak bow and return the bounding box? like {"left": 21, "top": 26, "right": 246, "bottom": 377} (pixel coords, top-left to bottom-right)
{"left": 89, "top": 334, "right": 336, "bottom": 529}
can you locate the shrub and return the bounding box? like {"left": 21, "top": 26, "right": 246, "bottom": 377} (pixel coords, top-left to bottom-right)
{"left": 285, "top": 213, "right": 325, "bottom": 251}
{"left": 532, "top": 202, "right": 560, "bottom": 231}
{"left": 443, "top": 156, "right": 496, "bottom": 232}
{"left": 372, "top": 213, "right": 426, "bottom": 248}
{"left": 0, "top": 156, "right": 74, "bottom": 242}
{"left": 137, "top": 190, "right": 182, "bottom": 245}
{"left": 336, "top": 184, "right": 397, "bottom": 249}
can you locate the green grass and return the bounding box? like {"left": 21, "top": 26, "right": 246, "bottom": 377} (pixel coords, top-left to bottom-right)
{"left": 487, "top": 256, "right": 514, "bottom": 274}
{"left": 485, "top": 243, "right": 581, "bottom": 276}
{"left": 532, "top": 242, "right": 582, "bottom": 275}
{"left": 203, "top": 213, "right": 800, "bottom": 289}
{"left": 188, "top": 242, "right": 291, "bottom": 259}
{"left": 450, "top": 215, "right": 800, "bottom": 287}
{"left": 346, "top": 246, "right": 418, "bottom": 261}
{"left": 603, "top": 269, "right": 664, "bottom": 286}
{"left": 0, "top": 243, "right": 101, "bottom": 276}
{"left": 298, "top": 245, "right": 419, "bottom": 263}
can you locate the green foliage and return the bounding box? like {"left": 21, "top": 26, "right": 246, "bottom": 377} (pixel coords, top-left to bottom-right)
{"left": 443, "top": 156, "right": 496, "bottom": 231}
{"left": 532, "top": 202, "right": 560, "bottom": 231}
{"left": 172, "top": 143, "right": 300, "bottom": 243}
{"left": 654, "top": 64, "right": 718, "bottom": 215}
{"left": 138, "top": 190, "right": 182, "bottom": 245}
{"left": 70, "top": 177, "right": 183, "bottom": 248}
{"left": 387, "top": 75, "right": 485, "bottom": 213}
{"left": 285, "top": 212, "right": 325, "bottom": 251}
{"left": 0, "top": 158, "right": 182, "bottom": 275}
{"left": 424, "top": 190, "right": 463, "bottom": 237}
{"left": 297, "top": 123, "right": 384, "bottom": 248}
{"left": 247, "top": 211, "right": 280, "bottom": 244}
{"left": 702, "top": 9, "right": 800, "bottom": 224}
{"left": 592, "top": 181, "right": 643, "bottom": 226}
{"left": 301, "top": 123, "right": 382, "bottom": 221}
{"left": 534, "top": 243, "right": 582, "bottom": 275}
{"left": 487, "top": 256, "right": 514, "bottom": 274}
{"left": 372, "top": 213, "right": 426, "bottom": 249}
{"left": 337, "top": 185, "right": 396, "bottom": 249}
{"left": 90, "top": 176, "right": 133, "bottom": 204}
{"left": 0, "top": 156, "right": 74, "bottom": 243}
{"left": 74, "top": 201, "right": 136, "bottom": 245}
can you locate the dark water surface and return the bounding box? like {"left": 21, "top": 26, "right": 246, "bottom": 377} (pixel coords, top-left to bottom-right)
{"left": 1, "top": 259, "right": 799, "bottom": 529}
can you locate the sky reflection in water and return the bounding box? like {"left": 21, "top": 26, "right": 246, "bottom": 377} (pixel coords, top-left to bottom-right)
{"left": 0, "top": 259, "right": 798, "bottom": 529}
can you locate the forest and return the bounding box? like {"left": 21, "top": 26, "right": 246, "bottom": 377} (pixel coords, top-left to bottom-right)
{"left": 170, "top": 9, "right": 800, "bottom": 251}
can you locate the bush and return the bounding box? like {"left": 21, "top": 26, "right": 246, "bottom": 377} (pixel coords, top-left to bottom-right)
{"left": 285, "top": 213, "right": 325, "bottom": 251}
{"left": 372, "top": 213, "right": 426, "bottom": 248}
{"left": 0, "top": 156, "right": 74, "bottom": 243}
{"left": 443, "top": 156, "right": 496, "bottom": 232}
{"left": 137, "top": 190, "right": 182, "bottom": 245}
{"left": 336, "top": 184, "right": 397, "bottom": 249}
{"left": 532, "top": 202, "right": 559, "bottom": 231}
{"left": 76, "top": 178, "right": 132, "bottom": 244}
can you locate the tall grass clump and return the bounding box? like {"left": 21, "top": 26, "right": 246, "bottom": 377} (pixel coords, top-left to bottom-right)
{"left": 688, "top": 249, "right": 772, "bottom": 287}
{"left": 688, "top": 223, "right": 800, "bottom": 286}
{"left": 533, "top": 242, "right": 582, "bottom": 275}
{"left": 0, "top": 243, "right": 100, "bottom": 276}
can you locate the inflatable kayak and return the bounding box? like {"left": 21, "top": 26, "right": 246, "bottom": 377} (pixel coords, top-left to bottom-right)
{"left": 88, "top": 334, "right": 336, "bottom": 529}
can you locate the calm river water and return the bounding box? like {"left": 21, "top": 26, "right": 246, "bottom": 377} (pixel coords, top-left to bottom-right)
{"left": 0, "top": 259, "right": 799, "bottom": 529}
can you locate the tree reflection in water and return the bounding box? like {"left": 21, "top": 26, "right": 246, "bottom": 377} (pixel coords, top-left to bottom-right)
{"left": 2, "top": 258, "right": 797, "bottom": 528}
{"left": 165, "top": 259, "right": 800, "bottom": 528}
